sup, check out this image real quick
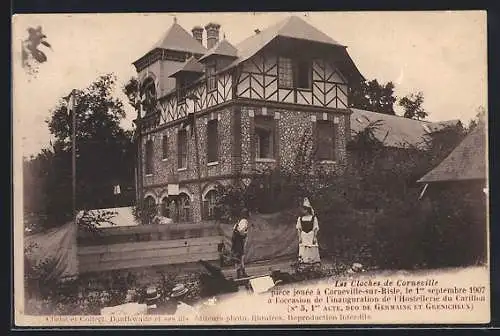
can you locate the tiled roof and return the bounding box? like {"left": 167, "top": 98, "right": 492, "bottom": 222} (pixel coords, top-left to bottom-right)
{"left": 199, "top": 39, "right": 238, "bottom": 61}
{"left": 220, "top": 16, "right": 363, "bottom": 81}
{"left": 135, "top": 21, "right": 207, "bottom": 64}
{"left": 350, "top": 108, "right": 462, "bottom": 150}
{"left": 170, "top": 56, "right": 205, "bottom": 77}
{"left": 417, "top": 123, "right": 487, "bottom": 183}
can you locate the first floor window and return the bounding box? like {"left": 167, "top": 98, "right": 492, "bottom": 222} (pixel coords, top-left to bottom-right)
{"left": 178, "top": 129, "right": 187, "bottom": 169}
{"left": 145, "top": 139, "right": 154, "bottom": 174}
{"left": 255, "top": 116, "right": 275, "bottom": 159}
{"left": 207, "top": 119, "right": 219, "bottom": 163}
{"left": 278, "top": 57, "right": 312, "bottom": 90}
{"left": 162, "top": 135, "right": 168, "bottom": 160}
{"left": 206, "top": 65, "right": 216, "bottom": 92}
{"left": 278, "top": 57, "right": 293, "bottom": 88}
{"left": 316, "top": 120, "right": 336, "bottom": 161}
{"left": 296, "top": 59, "right": 312, "bottom": 89}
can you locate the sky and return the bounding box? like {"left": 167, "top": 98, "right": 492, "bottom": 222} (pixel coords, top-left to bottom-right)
{"left": 12, "top": 11, "right": 487, "bottom": 157}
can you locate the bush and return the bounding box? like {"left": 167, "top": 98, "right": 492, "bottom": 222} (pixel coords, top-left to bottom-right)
{"left": 213, "top": 121, "right": 484, "bottom": 270}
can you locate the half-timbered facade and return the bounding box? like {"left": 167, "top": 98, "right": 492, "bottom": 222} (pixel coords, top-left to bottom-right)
{"left": 133, "top": 15, "right": 363, "bottom": 223}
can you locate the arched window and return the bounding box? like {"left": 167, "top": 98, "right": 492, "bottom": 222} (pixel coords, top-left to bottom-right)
{"left": 145, "top": 139, "right": 154, "bottom": 175}
{"left": 203, "top": 189, "right": 218, "bottom": 220}
{"left": 141, "top": 77, "right": 157, "bottom": 116}
{"left": 143, "top": 195, "right": 157, "bottom": 224}
{"left": 160, "top": 196, "right": 170, "bottom": 217}
{"left": 177, "top": 193, "right": 191, "bottom": 223}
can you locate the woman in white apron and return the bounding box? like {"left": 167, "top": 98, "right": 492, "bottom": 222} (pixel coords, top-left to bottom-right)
{"left": 296, "top": 198, "right": 320, "bottom": 264}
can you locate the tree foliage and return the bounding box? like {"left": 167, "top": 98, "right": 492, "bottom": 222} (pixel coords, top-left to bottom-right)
{"left": 399, "top": 91, "right": 428, "bottom": 120}
{"left": 349, "top": 79, "right": 397, "bottom": 115}
{"left": 214, "top": 120, "right": 482, "bottom": 269}
{"left": 24, "top": 73, "right": 135, "bottom": 230}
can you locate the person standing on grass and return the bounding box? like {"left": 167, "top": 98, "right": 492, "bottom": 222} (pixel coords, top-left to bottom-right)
{"left": 296, "top": 198, "right": 320, "bottom": 264}
{"left": 231, "top": 208, "right": 250, "bottom": 278}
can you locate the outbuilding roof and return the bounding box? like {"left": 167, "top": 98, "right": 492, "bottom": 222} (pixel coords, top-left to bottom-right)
{"left": 417, "top": 123, "right": 487, "bottom": 183}
{"left": 350, "top": 108, "right": 462, "bottom": 150}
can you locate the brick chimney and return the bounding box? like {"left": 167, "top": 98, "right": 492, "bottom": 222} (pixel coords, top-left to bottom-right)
{"left": 205, "top": 22, "right": 221, "bottom": 50}
{"left": 191, "top": 26, "right": 203, "bottom": 45}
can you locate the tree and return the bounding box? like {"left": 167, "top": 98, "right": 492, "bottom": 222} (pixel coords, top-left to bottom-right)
{"left": 24, "top": 73, "right": 135, "bottom": 229}
{"left": 398, "top": 91, "right": 428, "bottom": 120}
{"left": 467, "top": 106, "right": 486, "bottom": 133}
{"left": 349, "top": 79, "right": 397, "bottom": 115}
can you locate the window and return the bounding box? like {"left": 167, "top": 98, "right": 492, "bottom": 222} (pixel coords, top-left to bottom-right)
{"left": 255, "top": 116, "right": 275, "bottom": 159}
{"left": 178, "top": 193, "right": 191, "bottom": 222}
{"left": 207, "top": 119, "right": 219, "bottom": 163}
{"left": 206, "top": 65, "right": 216, "bottom": 92}
{"left": 161, "top": 197, "right": 170, "bottom": 217}
{"left": 278, "top": 57, "right": 293, "bottom": 88}
{"left": 145, "top": 140, "right": 154, "bottom": 174}
{"left": 177, "top": 78, "right": 187, "bottom": 103}
{"left": 316, "top": 121, "right": 336, "bottom": 161}
{"left": 278, "top": 57, "right": 312, "bottom": 90}
{"left": 203, "top": 189, "right": 218, "bottom": 220}
{"left": 162, "top": 136, "right": 168, "bottom": 160}
{"left": 178, "top": 129, "right": 188, "bottom": 169}
{"left": 296, "top": 60, "right": 312, "bottom": 89}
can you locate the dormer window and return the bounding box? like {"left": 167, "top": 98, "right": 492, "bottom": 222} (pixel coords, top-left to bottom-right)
{"left": 278, "top": 57, "right": 312, "bottom": 90}
{"left": 206, "top": 65, "right": 217, "bottom": 92}
{"left": 177, "top": 77, "right": 187, "bottom": 103}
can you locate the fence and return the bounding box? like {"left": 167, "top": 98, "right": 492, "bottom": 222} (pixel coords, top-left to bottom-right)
{"left": 77, "top": 221, "right": 223, "bottom": 274}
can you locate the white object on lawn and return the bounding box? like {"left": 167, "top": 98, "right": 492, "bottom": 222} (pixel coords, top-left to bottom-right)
{"left": 100, "top": 302, "right": 148, "bottom": 315}
{"left": 249, "top": 275, "right": 275, "bottom": 294}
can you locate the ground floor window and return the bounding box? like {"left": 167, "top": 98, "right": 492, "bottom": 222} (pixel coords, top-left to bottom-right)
{"left": 177, "top": 192, "right": 191, "bottom": 222}
{"left": 203, "top": 189, "right": 218, "bottom": 220}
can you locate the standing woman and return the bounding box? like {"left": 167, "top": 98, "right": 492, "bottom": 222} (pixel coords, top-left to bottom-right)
{"left": 232, "top": 208, "right": 250, "bottom": 278}
{"left": 296, "top": 198, "right": 320, "bottom": 264}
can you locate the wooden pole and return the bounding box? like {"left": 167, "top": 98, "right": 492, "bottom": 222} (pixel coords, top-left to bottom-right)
{"left": 71, "top": 90, "right": 77, "bottom": 224}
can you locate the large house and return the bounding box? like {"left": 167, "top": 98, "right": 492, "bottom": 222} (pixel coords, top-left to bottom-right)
{"left": 132, "top": 15, "right": 457, "bottom": 224}
{"left": 133, "top": 15, "right": 363, "bottom": 223}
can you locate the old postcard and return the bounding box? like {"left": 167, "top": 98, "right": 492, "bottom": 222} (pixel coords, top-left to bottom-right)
{"left": 13, "top": 11, "right": 489, "bottom": 327}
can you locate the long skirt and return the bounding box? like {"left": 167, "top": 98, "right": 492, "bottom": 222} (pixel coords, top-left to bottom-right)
{"left": 231, "top": 232, "right": 245, "bottom": 260}
{"left": 298, "top": 230, "right": 320, "bottom": 263}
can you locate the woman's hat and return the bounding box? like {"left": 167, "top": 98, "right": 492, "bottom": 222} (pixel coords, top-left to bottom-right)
{"left": 170, "top": 283, "right": 189, "bottom": 298}
{"left": 302, "top": 197, "right": 315, "bottom": 215}
{"left": 145, "top": 286, "right": 161, "bottom": 302}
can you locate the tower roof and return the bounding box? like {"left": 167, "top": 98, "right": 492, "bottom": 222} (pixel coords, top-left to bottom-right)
{"left": 133, "top": 20, "right": 207, "bottom": 67}
{"left": 152, "top": 21, "right": 207, "bottom": 54}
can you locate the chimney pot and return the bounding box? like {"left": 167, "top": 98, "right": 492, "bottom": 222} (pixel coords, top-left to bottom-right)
{"left": 205, "top": 22, "right": 221, "bottom": 50}
{"left": 192, "top": 26, "right": 204, "bottom": 45}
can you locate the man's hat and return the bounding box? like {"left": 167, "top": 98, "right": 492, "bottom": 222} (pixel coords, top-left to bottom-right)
{"left": 145, "top": 286, "right": 161, "bottom": 302}
{"left": 170, "top": 283, "right": 189, "bottom": 298}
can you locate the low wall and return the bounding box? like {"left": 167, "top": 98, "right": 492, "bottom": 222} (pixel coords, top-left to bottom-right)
{"left": 77, "top": 222, "right": 223, "bottom": 274}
